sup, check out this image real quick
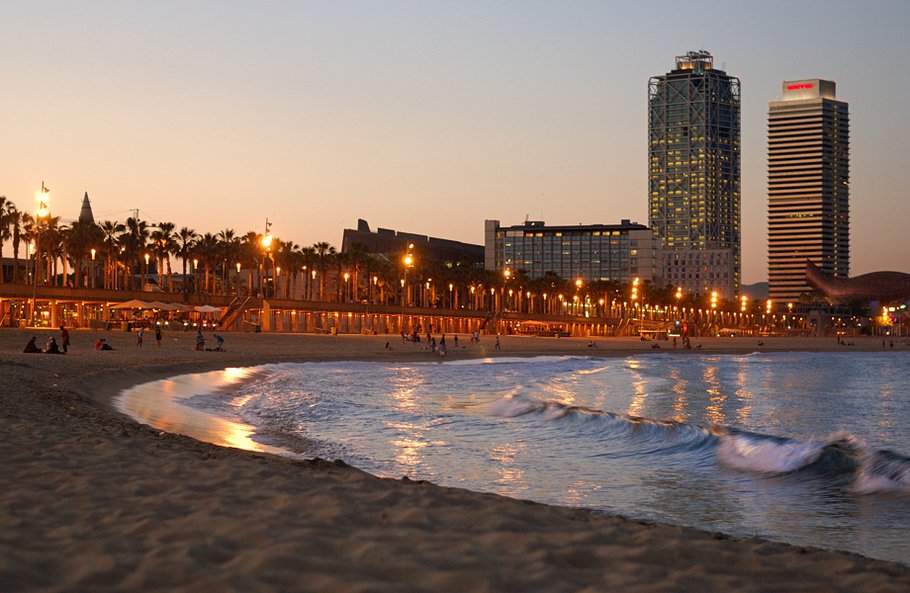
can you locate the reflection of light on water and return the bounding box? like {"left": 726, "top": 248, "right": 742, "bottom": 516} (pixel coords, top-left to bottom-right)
{"left": 703, "top": 364, "right": 727, "bottom": 425}
{"left": 391, "top": 436, "right": 427, "bottom": 473}
{"left": 387, "top": 368, "right": 429, "bottom": 472}
{"left": 391, "top": 367, "right": 422, "bottom": 412}
{"left": 734, "top": 363, "right": 754, "bottom": 426}
{"left": 548, "top": 381, "right": 577, "bottom": 407}
{"left": 669, "top": 367, "right": 688, "bottom": 422}
{"left": 626, "top": 359, "right": 649, "bottom": 417}
{"left": 116, "top": 366, "right": 285, "bottom": 456}
{"left": 490, "top": 442, "right": 526, "bottom": 496}
{"left": 562, "top": 479, "right": 599, "bottom": 506}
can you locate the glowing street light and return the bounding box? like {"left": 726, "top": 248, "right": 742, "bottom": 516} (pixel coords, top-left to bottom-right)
{"left": 90, "top": 248, "right": 97, "bottom": 289}
{"left": 31, "top": 183, "right": 50, "bottom": 326}
{"left": 144, "top": 253, "right": 150, "bottom": 289}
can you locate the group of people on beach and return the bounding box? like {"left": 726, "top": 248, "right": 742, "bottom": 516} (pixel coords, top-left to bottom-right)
{"left": 23, "top": 324, "right": 227, "bottom": 353}
{"left": 390, "top": 330, "right": 502, "bottom": 356}
{"left": 195, "top": 329, "right": 225, "bottom": 352}
{"left": 22, "top": 325, "right": 70, "bottom": 354}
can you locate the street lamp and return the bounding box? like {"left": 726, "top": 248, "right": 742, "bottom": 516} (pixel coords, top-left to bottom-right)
{"left": 31, "top": 183, "right": 49, "bottom": 326}
{"left": 144, "top": 253, "right": 150, "bottom": 290}
{"left": 90, "top": 248, "right": 97, "bottom": 289}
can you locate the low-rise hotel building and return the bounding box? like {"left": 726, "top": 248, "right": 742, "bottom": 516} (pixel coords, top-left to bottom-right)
{"left": 484, "top": 219, "right": 660, "bottom": 285}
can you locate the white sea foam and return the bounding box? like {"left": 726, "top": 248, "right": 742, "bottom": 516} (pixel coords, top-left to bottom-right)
{"left": 716, "top": 434, "right": 826, "bottom": 474}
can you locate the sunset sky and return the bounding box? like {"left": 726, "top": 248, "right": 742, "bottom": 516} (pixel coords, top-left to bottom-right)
{"left": 3, "top": 1, "right": 908, "bottom": 284}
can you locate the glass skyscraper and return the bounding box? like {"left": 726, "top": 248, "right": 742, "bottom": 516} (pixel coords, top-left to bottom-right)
{"left": 768, "top": 79, "right": 849, "bottom": 302}
{"left": 648, "top": 51, "right": 741, "bottom": 299}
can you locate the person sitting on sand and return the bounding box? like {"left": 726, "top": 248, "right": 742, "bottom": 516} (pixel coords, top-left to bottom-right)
{"left": 95, "top": 338, "right": 114, "bottom": 351}
{"left": 195, "top": 330, "right": 205, "bottom": 351}
{"left": 44, "top": 337, "right": 62, "bottom": 354}
{"left": 23, "top": 336, "right": 41, "bottom": 353}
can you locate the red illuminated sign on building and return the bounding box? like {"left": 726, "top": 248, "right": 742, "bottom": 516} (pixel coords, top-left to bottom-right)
{"left": 787, "top": 83, "right": 814, "bottom": 91}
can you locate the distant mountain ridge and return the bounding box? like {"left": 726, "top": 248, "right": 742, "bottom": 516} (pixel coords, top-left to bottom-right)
{"left": 740, "top": 282, "right": 768, "bottom": 300}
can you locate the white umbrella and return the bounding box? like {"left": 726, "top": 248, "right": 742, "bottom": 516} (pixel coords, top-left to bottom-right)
{"left": 110, "top": 299, "right": 153, "bottom": 309}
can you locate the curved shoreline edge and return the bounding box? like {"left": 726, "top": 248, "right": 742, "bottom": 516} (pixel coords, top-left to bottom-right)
{"left": 4, "top": 328, "right": 910, "bottom": 592}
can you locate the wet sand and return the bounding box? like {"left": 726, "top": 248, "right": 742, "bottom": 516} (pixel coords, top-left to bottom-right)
{"left": 2, "top": 327, "right": 908, "bottom": 592}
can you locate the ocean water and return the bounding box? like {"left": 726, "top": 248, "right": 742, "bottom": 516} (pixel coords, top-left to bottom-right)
{"left": 117, "top": 352, "right": 910, "bottom": 564}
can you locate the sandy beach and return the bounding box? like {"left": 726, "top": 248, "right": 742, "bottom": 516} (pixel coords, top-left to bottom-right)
{"left": 2, "top": 327, "right": 909, "bottom": 592}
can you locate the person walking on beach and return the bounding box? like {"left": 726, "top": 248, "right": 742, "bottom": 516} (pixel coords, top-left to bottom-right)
{"left": 495, "top": 334, "right": 501, "bottom": 351}
{"left": 137, "top": 326, "right": 145, "bottom": 348}
{"left": 59, "top": 325, "right": 70, "bottom": 353}
{"left": 155, "top": 325, "right": 162, "bottom": 348}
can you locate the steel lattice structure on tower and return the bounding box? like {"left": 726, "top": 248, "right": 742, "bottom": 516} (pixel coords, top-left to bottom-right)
{"left": 648, "top": 51, "right": 741, "bottom": 300}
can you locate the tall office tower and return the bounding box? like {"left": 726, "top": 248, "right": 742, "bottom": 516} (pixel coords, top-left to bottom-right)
{"left": 768, "top": 79, "right": 849, "bottom": 302}
{"left": 649, "top": 51, "right": 741, "bottom": 300}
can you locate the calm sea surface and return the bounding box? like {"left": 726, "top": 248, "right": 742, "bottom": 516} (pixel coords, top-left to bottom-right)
{"left": 118, "top": 352, "right": 910, "bottom": 564}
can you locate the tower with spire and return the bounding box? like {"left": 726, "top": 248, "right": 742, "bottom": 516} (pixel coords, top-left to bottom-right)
{"left": 78, "top": 192, "right": 95, "bottom": 225}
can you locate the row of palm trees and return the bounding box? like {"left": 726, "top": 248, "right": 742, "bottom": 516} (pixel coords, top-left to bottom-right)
{"left": 3, "top": 194, "right": 691, "bottom": 314}
{"left": 0, "top": 194, "right": 502, "bottom": 306}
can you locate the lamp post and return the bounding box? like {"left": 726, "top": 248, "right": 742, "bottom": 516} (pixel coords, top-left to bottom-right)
{"left": 236, "top": 262, "right": 242, "bottom": 295}
{"left": 31, "top": 183, "right": 49, "bottom": 327}
{"left": 144, "top": 253, "right": 150, "bottom": 290}
{"left": 260, "top": 225, "right": 273, "bottom": 298}
{"left": 90, "top": 248, "right": 97, "bottom": 289}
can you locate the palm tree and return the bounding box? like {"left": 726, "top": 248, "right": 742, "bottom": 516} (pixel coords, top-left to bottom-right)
{"left": 217, "top": 228, "right": 238, "bottom": 295}
{"left": 122, "top": 217, "right": 149, "bottom": 290}
{"left": 343, "top": 242, "right": 378, "bottom": 303}
{"left": 63, "top": 219, "right": 102, "bottom": 288}
{"left": 98, "top": 220, "right": 126, "bottom": 289}
{"left": 239, "top": 231, "right": 263, "bottom": 296}
{"left": 150, "top": 222, "right": 176, "bottom": 291}
{"left": 176, "top": 227, "right": 197, "bottom": 293}
{"left": 275, "top": 240, "right": 301, "bottom": 299}
{"left": 313, "top": 242, "right": 336, "bottom": 301}
{"left": 300, "top": 245, "right": 316, "bottom": 300}
{"left": 7, "top": 204, "right": 25, "bottom": 283}
{"left": 194, "top": 233, "right": 220, "bottom": 294}
{"left": 0, "top": 196, "right": 11, "bottom": 283}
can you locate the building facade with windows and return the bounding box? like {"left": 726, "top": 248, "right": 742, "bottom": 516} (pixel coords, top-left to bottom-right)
{"left": 768, "top": 79, "right": 849, "bottom": 302}
{"left": 484, "top": 219, "right": 659, "bottom": 284}
{"left": 648, "top": 50, "right": 741, "bottom": 299}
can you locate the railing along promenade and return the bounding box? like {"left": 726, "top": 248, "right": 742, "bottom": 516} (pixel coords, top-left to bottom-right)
{"left": 0, "top": 284, "right": 638, "bottom": 337}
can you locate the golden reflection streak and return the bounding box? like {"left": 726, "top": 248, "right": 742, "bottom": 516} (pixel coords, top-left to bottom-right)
{"left": 702, "top": 363, "right": 727, "bottom": 425}
{"left": 490, "top": 442, "right": 526, "bottom": 496}
{"left": 734, "top": 363, "right": 754, "bottom": 426}
{"left": 117, "top": 367, "right": 285, "bottom": 455}
{"left": 625, "top": 359, "right": 649, "bottom": 417}
{"left": 878, "top": 384, "right": 893, "bottom": 437}
{"left": 387, "top": 368, "right": 432, "bottom": 474}
{"left": 669, "top": 366, "right": 689, "bottom": 422}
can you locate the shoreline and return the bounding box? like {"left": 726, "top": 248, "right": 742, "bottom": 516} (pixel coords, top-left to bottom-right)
{"left": 3, "top": 328, "right": 910, "bottom": 592}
